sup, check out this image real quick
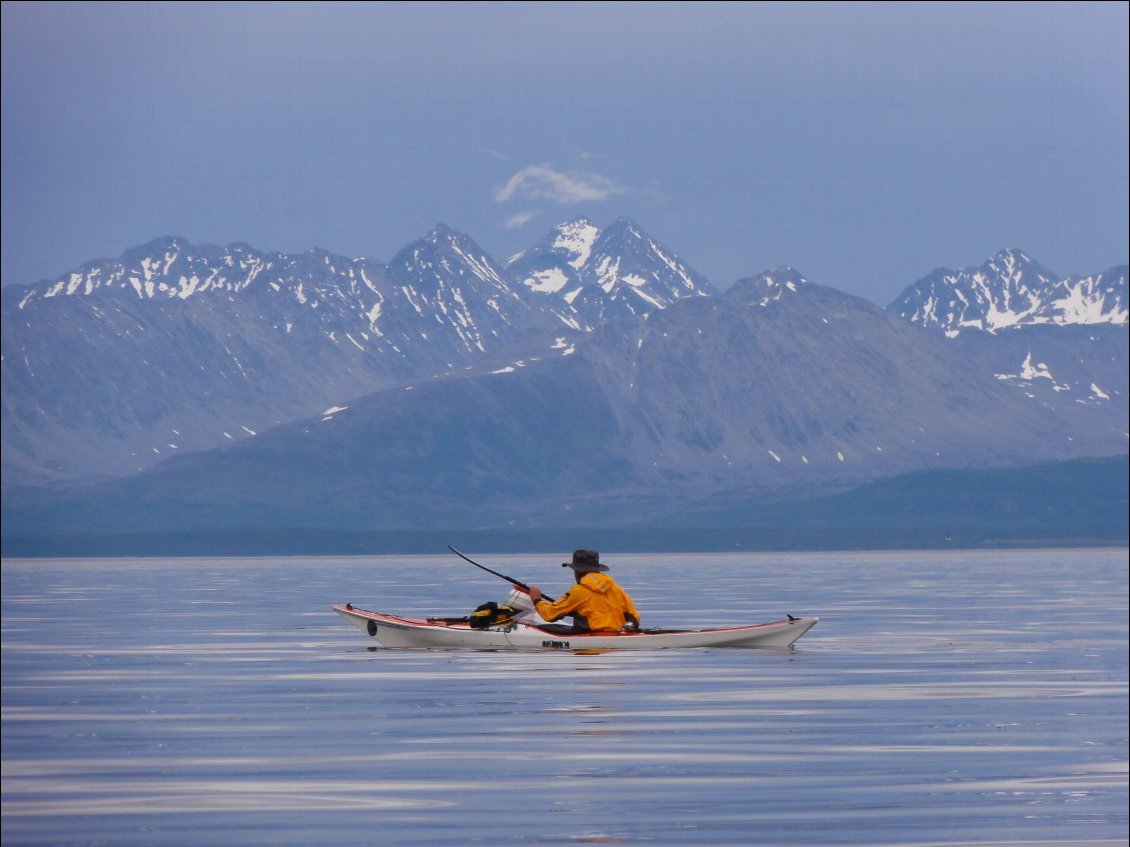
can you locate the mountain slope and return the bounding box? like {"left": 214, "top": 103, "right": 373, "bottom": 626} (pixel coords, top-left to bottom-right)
{"left": 563, "top": 267, "right": 1094, "bottom": 496}
{"left": 5, "top": 221, "right": 714, "bottom": 490}
{"left": 7, "top": 266, "right": 1117, "bottom": 537}
{"left": 887, "top": 251, "right": 1127, "bottom": 437}
{"left": 3, "top": 231, "right": 537, "bottom": 486}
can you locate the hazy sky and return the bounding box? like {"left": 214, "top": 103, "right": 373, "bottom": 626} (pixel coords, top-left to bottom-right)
{"left": 2, "top": 1, "right": 1127, "bottom": 304}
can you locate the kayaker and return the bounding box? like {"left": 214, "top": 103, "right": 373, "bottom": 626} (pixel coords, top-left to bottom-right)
{"left": 528, "top": 549, "right": 641, "bottom": 632}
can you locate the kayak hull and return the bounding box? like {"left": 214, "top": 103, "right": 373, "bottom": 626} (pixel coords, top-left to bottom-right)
{"left": 332, "top": 604, "right": 818, "bottom": 650}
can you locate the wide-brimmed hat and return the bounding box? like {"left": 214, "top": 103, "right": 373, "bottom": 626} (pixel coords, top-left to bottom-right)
{"left": 562, "top": 549, "right": 609, "bottom": 573}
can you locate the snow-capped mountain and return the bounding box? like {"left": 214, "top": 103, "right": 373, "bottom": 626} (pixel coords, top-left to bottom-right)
{"left": 888, "top": 251, "right": 1127, "bottom": 427}
{"left": 889, "top": 249, "right": 1127, "bottom": 335}
{"left": 5, "top": 224, "right": 1124, "bottom": 517}
{"left": 504, "top": 217, "right": 716, "bottom": 330}
{"left": 1, "top": 222, "right": 705, "bottom": 489}
{"left": 380, "top": 224, "right": 559, "bottom": 357}
{"left": 0, "top": 228, "right": 551, "bottom": 488}
{"left": 723, "top": 265, "right": 812, "bottom": 307}
{"left": 10, "top": 262, "right": 1122, "bottom": 537}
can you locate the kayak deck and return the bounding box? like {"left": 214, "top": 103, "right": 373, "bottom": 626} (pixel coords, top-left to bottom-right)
{"left": 332, "top": 603, "right": 818, "bottom": 650}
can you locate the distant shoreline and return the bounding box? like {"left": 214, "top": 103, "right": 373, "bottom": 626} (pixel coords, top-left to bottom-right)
{"left": 4, "top": 526, "right": 1126, "bottom": 559}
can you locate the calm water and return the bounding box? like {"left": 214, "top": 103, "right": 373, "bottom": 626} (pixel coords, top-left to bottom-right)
{"left": 2, "top": 549, "right": 1126, "bottom": 847}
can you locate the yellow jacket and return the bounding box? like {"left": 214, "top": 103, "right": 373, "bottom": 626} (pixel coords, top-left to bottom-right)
{"left": 533, "top": 572, "right": 640, "bottom": 631}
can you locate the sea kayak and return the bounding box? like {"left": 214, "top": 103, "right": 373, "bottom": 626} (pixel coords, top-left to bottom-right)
{"left": 332, "top": 603, "right": 818, "bottom": 650}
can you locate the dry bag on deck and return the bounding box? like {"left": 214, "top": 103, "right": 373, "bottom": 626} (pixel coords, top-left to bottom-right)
{"left": 468, "top": 601, "right": 518, "bottom": 629}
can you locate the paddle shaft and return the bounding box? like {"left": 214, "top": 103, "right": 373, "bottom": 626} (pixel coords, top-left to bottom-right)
{"left": 448, "top": 545, "right": 556, "bottom": 603}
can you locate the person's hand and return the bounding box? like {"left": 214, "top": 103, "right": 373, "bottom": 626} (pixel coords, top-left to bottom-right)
{"left": 528, "top": 586, "right": 542, "bottom": 602}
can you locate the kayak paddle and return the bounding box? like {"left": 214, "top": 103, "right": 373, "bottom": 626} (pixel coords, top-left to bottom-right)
{"left": 448, "top": 545, "right": 556, "bottom": 603}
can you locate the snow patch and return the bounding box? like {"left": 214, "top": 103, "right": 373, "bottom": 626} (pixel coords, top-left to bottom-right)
{"left": 595, "top": 256, "right": 621, "bottom": 293}
{"left": 1051, "top": 277, "right": 1128, "bottom": 325}
{"left": 367, "top": 301, "right": 383, "bottom": 329}
{"left": 553, "top": 220, "right": 600, "bottom": 269}
{"left": 452, "top": 242, "right": 503, "bottom": 284}
{"left": 524, "top": 267, "right": 570, "bottom": 294}
{"left": 1019, "top": 353, "right": 1054, "bottom": 381}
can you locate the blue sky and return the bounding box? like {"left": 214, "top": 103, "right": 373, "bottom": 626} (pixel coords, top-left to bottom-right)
{"left": 2, "top": 1, "right": 1127, "bottom": 304}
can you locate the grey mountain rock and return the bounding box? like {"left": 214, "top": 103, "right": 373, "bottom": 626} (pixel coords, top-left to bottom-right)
{"left": 8, "top": 265, "right": 1118, "bottom": 536}
{"left": 951, "top": 324, "right": 1127, "bottom": 439}
{"left": 1, "top": 230, "right": 551, "bottom": 488}
{"left": 2, "top": 220, "right": 711, "bottom": 490}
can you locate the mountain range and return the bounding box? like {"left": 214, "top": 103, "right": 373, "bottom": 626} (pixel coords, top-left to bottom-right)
{"left": 2, "top": 218, "right": 713, "bottom": 488}
{"left": 2, "top": 227, "right": 1125, "bottom": 543}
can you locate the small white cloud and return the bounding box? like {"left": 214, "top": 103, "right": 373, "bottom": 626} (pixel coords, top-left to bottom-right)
{"left": 493, "top": 164, "right": 628, "bottom": 205}
{"left": 504, "top": 210, "right": 537, "bottom": 229}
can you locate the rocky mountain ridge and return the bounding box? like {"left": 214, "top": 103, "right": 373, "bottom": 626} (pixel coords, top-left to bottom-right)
{"left": 2, "top": 231, "right": 1125, "bottom": 515}
{"left": 2, "top": 219, "right": 709, "bottom": 488}
{"left": 504, "top": 217, "right": 715, "bottom": 329}
{"left": 7, "top": 262, "right": 1123, "bottom": 537}
{"left": 888, "top": 249, "right": 1126, "bottom": 336}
